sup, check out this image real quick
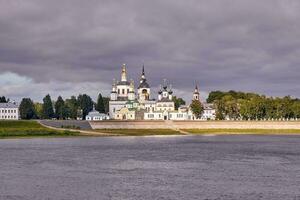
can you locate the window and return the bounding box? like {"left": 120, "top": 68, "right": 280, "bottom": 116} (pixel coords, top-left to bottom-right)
{"left": 122, "top": 89, "right": 125, "bottom": 94}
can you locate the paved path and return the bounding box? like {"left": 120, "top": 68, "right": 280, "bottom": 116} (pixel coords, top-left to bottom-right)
{"left": 40, "top": 120, "right": 92, "bottom": 130}
{"left": 0, "top": 135, "right": 300, "bottom": 200}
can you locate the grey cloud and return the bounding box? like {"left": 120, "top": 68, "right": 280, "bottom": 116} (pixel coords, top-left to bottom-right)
{"left": 0, "top": 0, "right": 300, "bottom": 101}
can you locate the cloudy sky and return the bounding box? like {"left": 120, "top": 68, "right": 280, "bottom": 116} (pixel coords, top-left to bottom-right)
{"left": 1, "top": 0, "right": 300, "bottom": 102}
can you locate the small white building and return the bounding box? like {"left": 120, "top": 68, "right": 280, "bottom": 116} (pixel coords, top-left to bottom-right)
{"left": 0, "top": 102, "right": 19, "bottom": 120}
{"left": 201, "top": 103, "right": 216, "bottom": 120}
{"left": 86, "top": 109, "right": 109, "bottom": 121}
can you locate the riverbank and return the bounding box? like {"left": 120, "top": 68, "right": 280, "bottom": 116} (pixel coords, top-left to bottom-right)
{"left": 3, "top": 120, "right": 300, "bottom": 139}
{"left": 0, "top": 121, "right": 79, "bottom": 138}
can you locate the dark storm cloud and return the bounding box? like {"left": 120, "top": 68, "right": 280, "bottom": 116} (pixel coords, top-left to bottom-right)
{"left": 1, "top": 0, "right": 300, "bottom": 101}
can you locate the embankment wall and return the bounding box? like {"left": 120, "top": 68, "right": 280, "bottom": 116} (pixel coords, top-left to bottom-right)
{"left": 89, "top": 120, "right": 300, "bottom": 130}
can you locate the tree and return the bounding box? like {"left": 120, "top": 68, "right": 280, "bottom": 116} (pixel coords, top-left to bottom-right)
{"left": 207, "top": 91, "right": 225, "bottom": 103}
{"left": 65, "top": 96, "right": 79, "bottom": 119}
{"left": 34, "top": 102, "right": 43, "bottom": 119}
{"left": 103, "top": 97, "right": 110, "bottom": 113}
{"left": 292, "top": 101, "right": 300, "bottom": 119}
{"left": 55, "top": 96, "right": 66, "bottom": 120}
{"left": 214, "top": 99, "right": 226, "bottom": 120}
{"left": 77, "top": 94, "right": 93, "bottom": 120}
{"left": 172, "top": 96, "right": 186, "bottom": 110}
{"left": 42, "top": 94, "right": 54, "bottom": 119}
{"left": 0, "top": 96, "right": 8, "bottom": 103}
{"left": 19, "top": 98, "right": 37, "bottom": 119}
{"left": 222, "top": 95, "right": 240, "bottom": 120}
{"left": 96, "top": 93, "right": 105, "bottom": 113}
{"left": 190, "top": 100, "right": 203, "bottom": 119}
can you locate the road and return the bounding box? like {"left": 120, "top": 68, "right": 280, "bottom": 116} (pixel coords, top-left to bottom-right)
{"left": 0, "top": 135, "right": 300, "bottom": 200}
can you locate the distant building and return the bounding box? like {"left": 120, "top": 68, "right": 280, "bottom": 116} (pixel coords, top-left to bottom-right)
{"left": 86, "top": 108, "right": 109, "bottom": 121}
{"left": 109, "top": 64, "right": 216, "bottom": 120}
{"left": 0, "top": 102, "right": 19, "bottom": 120}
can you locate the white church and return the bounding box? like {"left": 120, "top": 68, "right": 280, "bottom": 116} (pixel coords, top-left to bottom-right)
{"left": 109, "top": 64, "right": 216, "bottom": 120}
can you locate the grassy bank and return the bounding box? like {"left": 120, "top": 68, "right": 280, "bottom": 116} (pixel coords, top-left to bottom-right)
{"left": 0, "top": 121, "right": 79, "bottom": 138}
{"left": 95, "top": 129, "right": 181, "bottom": 136}
{"left": 183, "top": 129, "right": 300, "bottom": 135}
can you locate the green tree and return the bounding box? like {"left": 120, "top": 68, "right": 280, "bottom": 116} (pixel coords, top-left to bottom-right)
{"left": 96, "top": 93, "right": 105, "bottom": 113}
{"left": 172, "top": 96, "right": 186, "bottom": 110}
{"left": 190, "top": 100, "right": 203, "bottom": 119}
{"left": 42, "top": 94, "right": 54, "bottom": 119}
{"left": 55, "top": 96, "right": 66, "bottom": 120}
{"left": 19, "top": 98, "right": 37, "bottom": 119}
{"left": 207, "top": 91, "right": 225, "bottom": 103}
{"left": 34, "top": 102, "right": 43, "bottom": 119}
{"left": 222, "top": 95, "right": 240, "bottom": 120}
{"left": 292, "top": 101, "right": 300, "bottom": 119}
{"left": 77, "top": 94, "right": 93, "bottom": 120}
{"left": 65, "top": 96, "right": 79, "bottom": 119}
{"left": 214, "top": 99, "right": 226, "bottom": 120}
{"left": 103, "top": 97, "right": 110, "bottom": 113}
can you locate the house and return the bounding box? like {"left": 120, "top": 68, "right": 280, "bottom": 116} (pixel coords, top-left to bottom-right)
{"left": 86, "top": 109, "right": 109, "bottom": 121}
{"left": 0, "top": 102, "right": 19, "bottom": 120}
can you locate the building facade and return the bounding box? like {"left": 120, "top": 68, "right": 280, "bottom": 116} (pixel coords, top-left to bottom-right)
{"left": 86, "top": 108, "right": 110, "bottom": 121}
{"left": 0, "top": 102, "right": 19, "bottom": 120}
{"left": 109, "top": 64, "right": 215, "bottom": 120}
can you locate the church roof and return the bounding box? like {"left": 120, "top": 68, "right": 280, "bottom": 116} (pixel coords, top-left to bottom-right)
{"left": 157, "top": 98, "right": 173, "bottom": 102}
{"left": 116, "top": 96, "right": 129, "bottom": 101}
{"left": 138, "top": 81, "right": 150, "bottom": 89}
{"left": 117, "top": 81, "right": 130, "bottom": 86}
{"left": 87, "top": 110, "right": 108, "bottom": 117}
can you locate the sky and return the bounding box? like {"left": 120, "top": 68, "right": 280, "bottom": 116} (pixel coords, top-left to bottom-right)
{"left": 0, "top": 0, "right": 300, "bottom": 102}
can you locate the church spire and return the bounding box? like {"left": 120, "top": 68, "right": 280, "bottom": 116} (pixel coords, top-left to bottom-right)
{"left": 140, "top": 64, "right": 146, "bottom": 81}
{"left": 121, "top": 64, "right": 127, "bottom": 82}
{"left": 142, "top": 64, "right": 145, "bottom": 75}
{"left": 193, "top": 82, "right": 200, "bottom": 101}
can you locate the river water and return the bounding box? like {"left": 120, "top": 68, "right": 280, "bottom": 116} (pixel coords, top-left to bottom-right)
{"left": 0, "top": 135, "right": 300, "bottom": 200}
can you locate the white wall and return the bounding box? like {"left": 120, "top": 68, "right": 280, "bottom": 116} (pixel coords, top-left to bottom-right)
{"left": 0, "top": 108, "right": 19, "bottom": 120}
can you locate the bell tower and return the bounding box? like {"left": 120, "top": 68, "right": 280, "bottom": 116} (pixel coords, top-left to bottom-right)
{"left": 193, "top": 83, "right": 200, "bottom": 101}
{"left": 137, "top": 65, "right": 151, "bottom": 102}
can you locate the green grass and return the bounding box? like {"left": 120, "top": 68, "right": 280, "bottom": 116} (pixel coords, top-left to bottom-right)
{"left": 0, "top": 120, "right": 79, "bottom": 138}
{"left": 95, "top": 129, "right": 181, "bottom": 136}
{"left": 183, "top": 129, "right": 300, "bottom": 135}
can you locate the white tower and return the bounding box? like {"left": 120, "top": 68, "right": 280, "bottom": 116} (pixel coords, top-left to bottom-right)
{"left": 193, "top": 84, "right": 200, "bottom": 101}
{"left": 116, "top": 64, "right": 131, "bottom": 98}
{"left": 128, "top": 79, "right": 135, "bottom": 101}
{"left": 121, "top": 63, "right": 127, "bottom": 82}
{"left": 110, "top": 79, "right": 117, "bottom": 101}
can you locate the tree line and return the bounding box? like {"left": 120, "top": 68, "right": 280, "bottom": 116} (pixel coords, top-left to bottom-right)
{"left": 17, "top": 93, "right": 109, "bottom": 120}
{"left": 208, "top": 90, "right": 300, "bottom": 120}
